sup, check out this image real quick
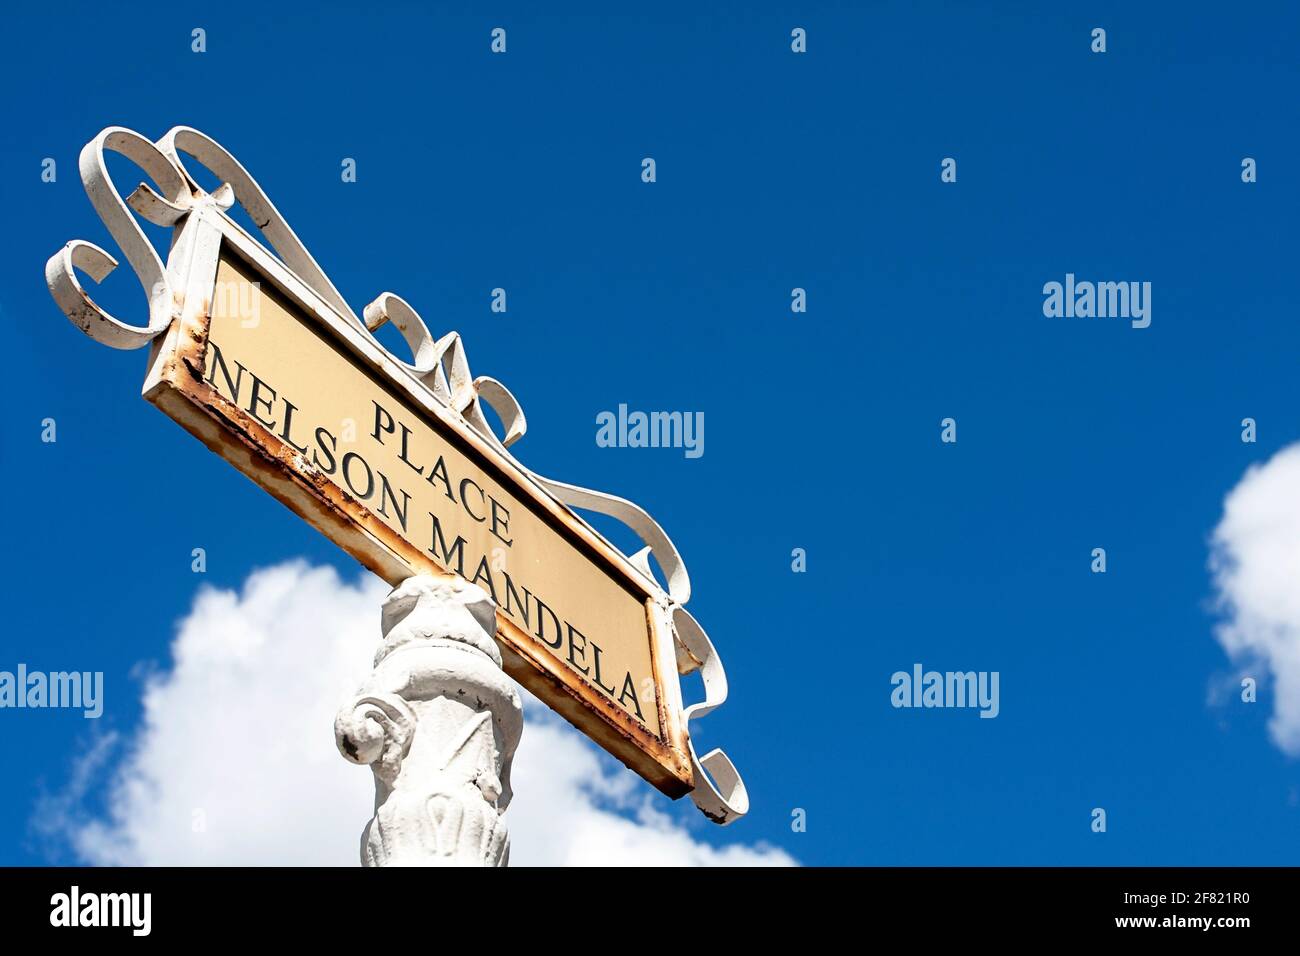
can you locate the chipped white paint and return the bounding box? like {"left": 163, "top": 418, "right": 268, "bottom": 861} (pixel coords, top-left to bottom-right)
{"left": 45, "top": 125, "right": 747, "bottom": 825}
{"left": 336, "top": 575, "right": 523, "bottom": 866}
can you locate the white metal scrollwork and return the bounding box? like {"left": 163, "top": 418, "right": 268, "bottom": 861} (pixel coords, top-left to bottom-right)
{"left": 46, "top": 125, "right": 747, "bottom": 824}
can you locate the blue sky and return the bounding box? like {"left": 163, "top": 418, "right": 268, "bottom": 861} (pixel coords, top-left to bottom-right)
{"left": 2, "top": 1, "right": 1299, "bottom": 865}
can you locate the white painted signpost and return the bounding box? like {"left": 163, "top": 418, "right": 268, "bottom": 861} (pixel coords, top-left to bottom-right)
{"left": 46, "top": 126, "right": 747, "bottom": 865}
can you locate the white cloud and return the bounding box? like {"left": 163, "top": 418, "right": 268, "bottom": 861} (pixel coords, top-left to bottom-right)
{"left": 44, "top": 561, "right": 792, "bottom": 866}
{"left": 1210, "top": 444, "right": 1300, "bottom": 756}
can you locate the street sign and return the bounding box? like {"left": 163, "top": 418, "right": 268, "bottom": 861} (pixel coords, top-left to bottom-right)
{"left": 46, "top": 126, "right": 747, "bottom": 823}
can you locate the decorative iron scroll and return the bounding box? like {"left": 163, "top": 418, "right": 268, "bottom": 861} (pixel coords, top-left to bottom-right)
{"left": 46, "top": 126, "right": 748, "bottom": 824}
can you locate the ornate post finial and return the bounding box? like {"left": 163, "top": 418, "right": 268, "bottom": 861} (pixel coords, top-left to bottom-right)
{"left": 335, "top": 574, "right": 523, "bottom": 867}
